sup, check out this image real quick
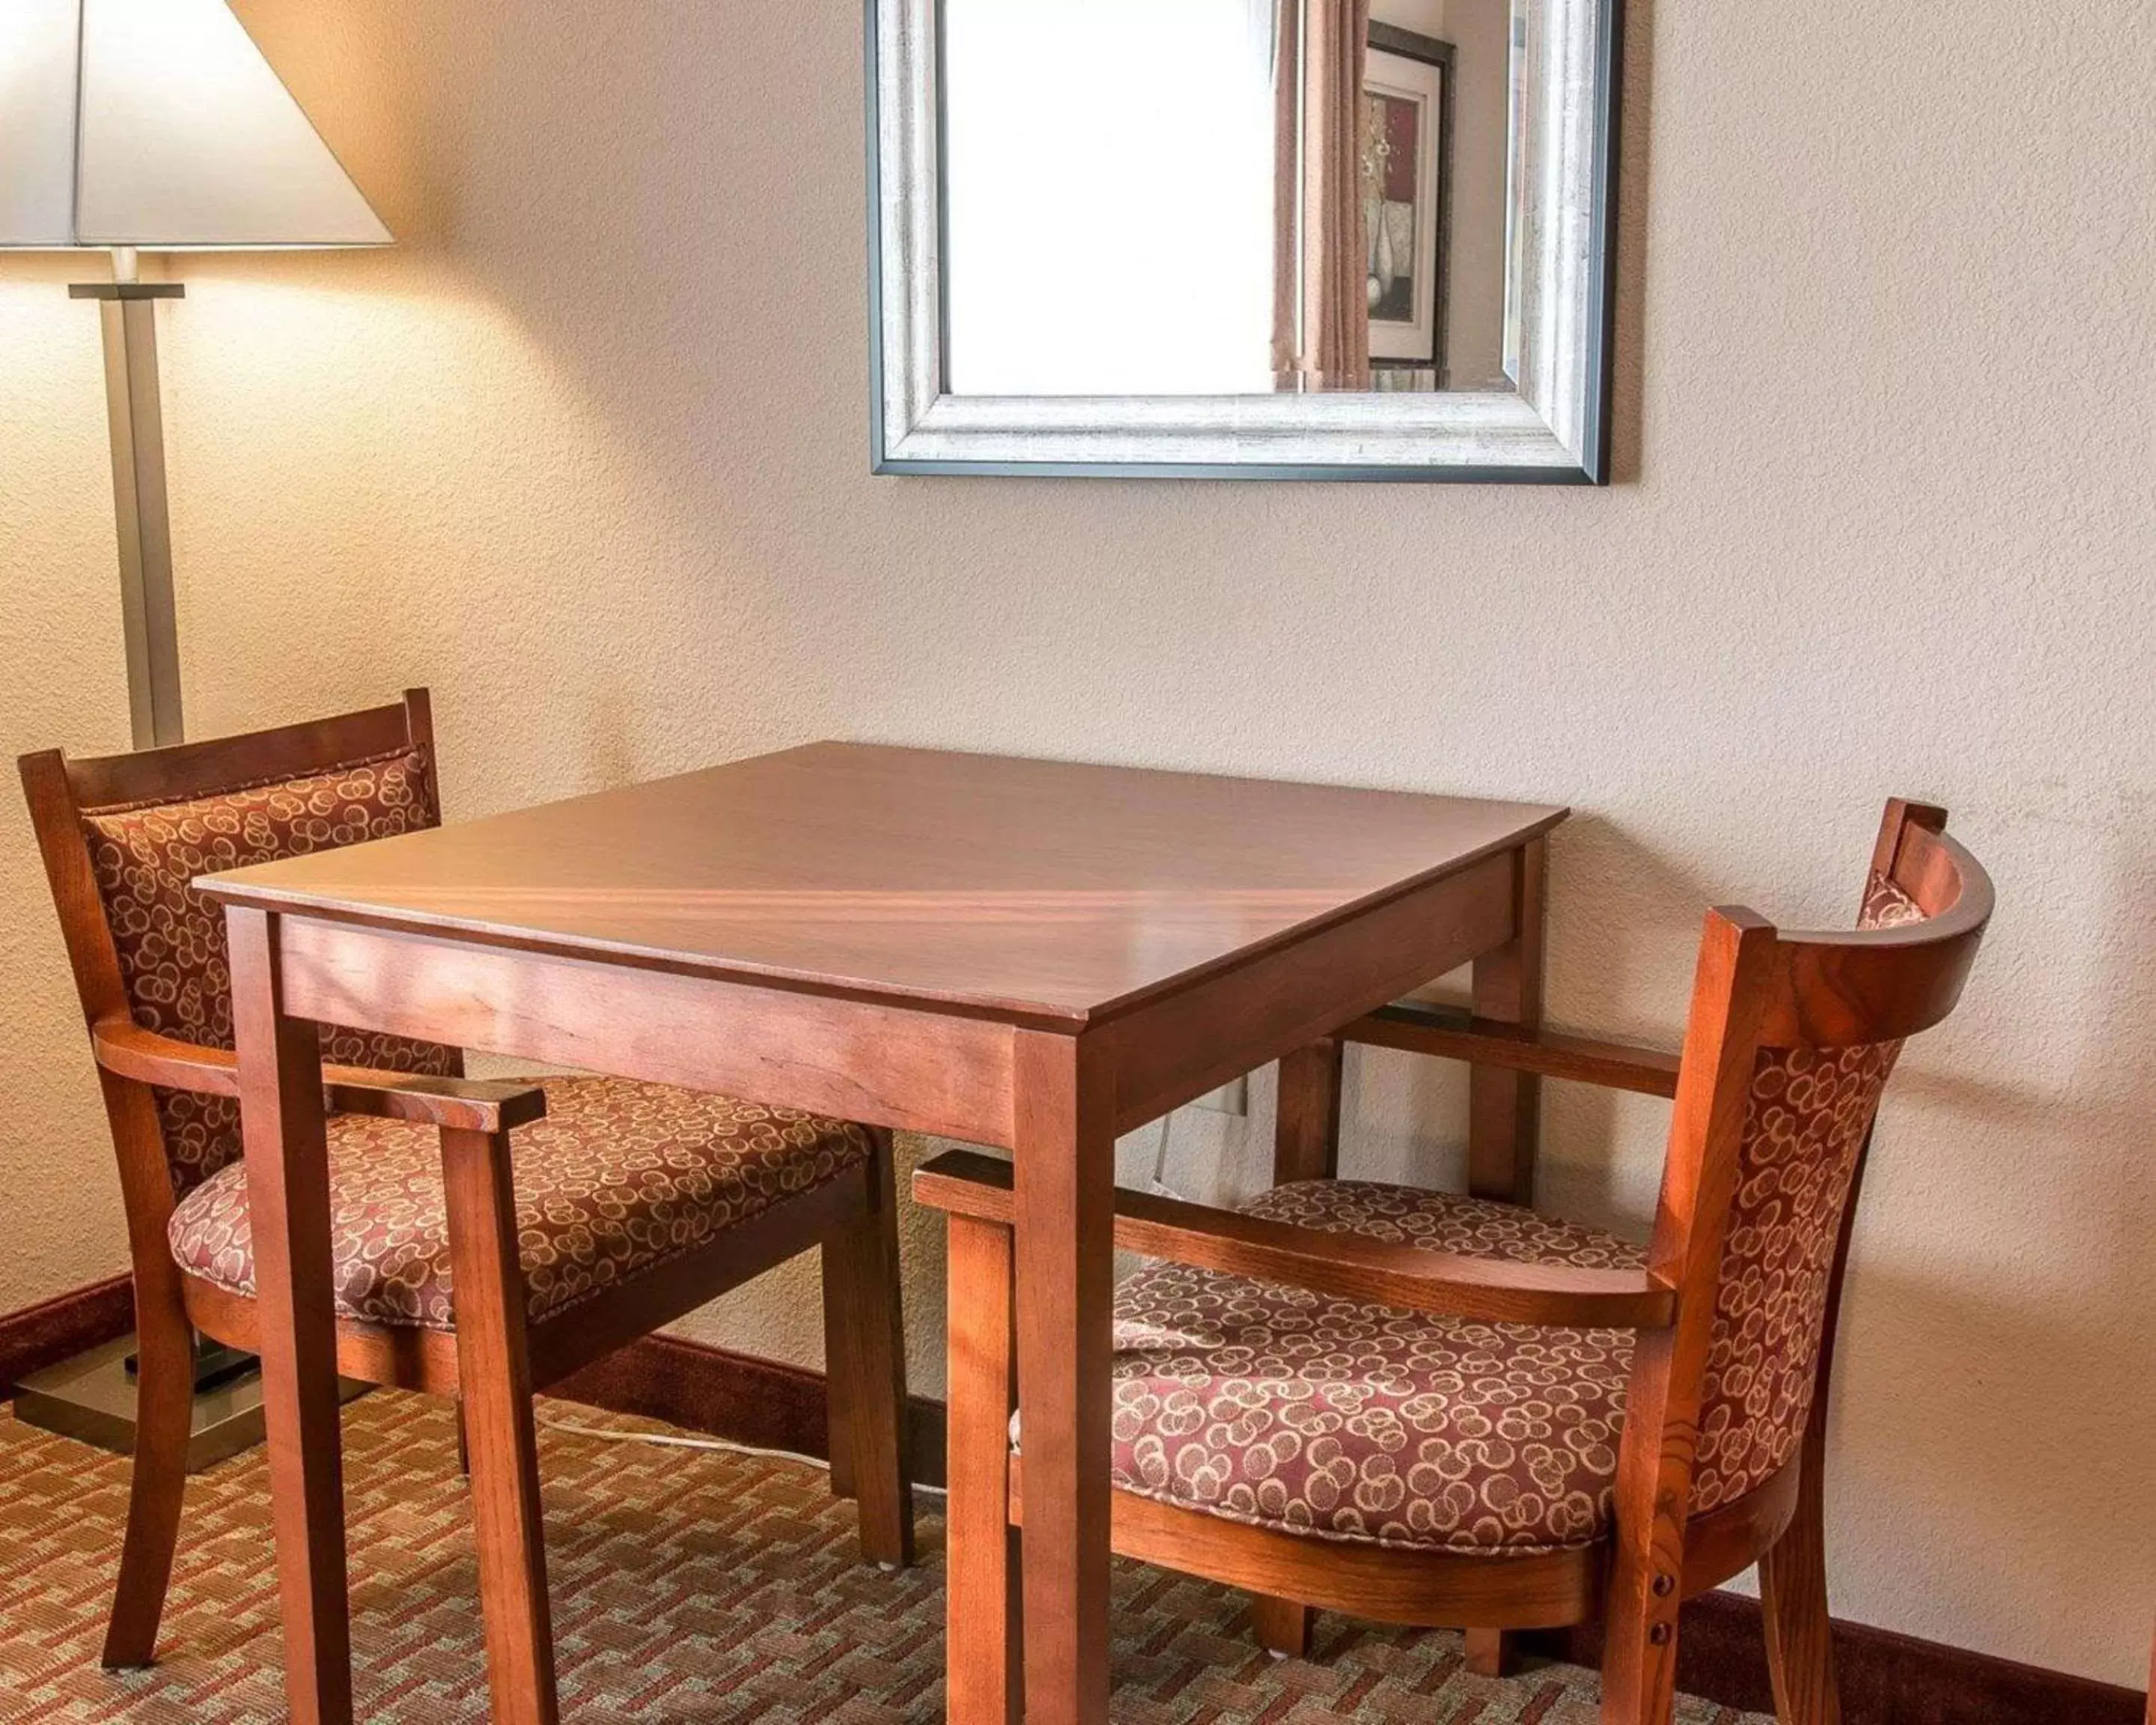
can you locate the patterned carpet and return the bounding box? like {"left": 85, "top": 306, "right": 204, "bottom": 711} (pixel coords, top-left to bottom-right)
{"left": 0, "top": 1390, "right": 1770, "bottom": 1724}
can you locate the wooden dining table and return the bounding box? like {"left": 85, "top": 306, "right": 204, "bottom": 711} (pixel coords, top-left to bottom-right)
{"left": 200, "top": 740, "right": 1565, "bottom": 1725}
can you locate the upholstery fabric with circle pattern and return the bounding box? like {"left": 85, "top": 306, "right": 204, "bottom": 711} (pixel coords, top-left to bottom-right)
{"left": 1685, "top": 1038, "right": 1898, "bottom": 1509}
{"left": 80, "top": 749, "right": 459, "bottom": 1196}
{"left": 1106, "top": 871, "right": 1929, "bottom": 1551}
{"left": 1107, "top": 1181, "right": 1644, "bottom": 1556}
{"left": 1860, "top": 871, "right": 1927, "bottom": 930}
{"left": 1684, "top": 869, "right": 1917, "bottom": 1510}
{"left": 167, "top": 1077, "right": 875, "bottom": 1330}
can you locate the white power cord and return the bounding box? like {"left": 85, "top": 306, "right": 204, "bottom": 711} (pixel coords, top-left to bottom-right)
{"left": 535, "top": 1412, "right": 946, "bottom": 1496}
{"left": 535, "top": 1414, "right": 826, "bottom": 1467}
{"left": 1145, "top": 1108, "right": 1186, "bottom": 1201}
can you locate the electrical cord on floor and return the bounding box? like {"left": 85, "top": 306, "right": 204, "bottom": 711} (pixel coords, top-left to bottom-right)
{"left": 533, "top": 1413, "right": 946, "bottom": 1495}
{"left": 1145, "top": 1106, "right": 1186, "bottom": 1200}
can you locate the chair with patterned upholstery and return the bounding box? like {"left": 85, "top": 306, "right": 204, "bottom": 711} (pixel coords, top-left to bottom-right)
{"left": 21, "top": 692, "right": 914, "bottom": 1723}
{"left": 916, "top": 799, "right": 1991, "bottom": 1725}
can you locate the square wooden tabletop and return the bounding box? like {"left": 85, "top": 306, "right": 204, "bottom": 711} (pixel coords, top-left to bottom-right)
{"left": 201, "top": 743, "right": 1565, "bottom": 1025}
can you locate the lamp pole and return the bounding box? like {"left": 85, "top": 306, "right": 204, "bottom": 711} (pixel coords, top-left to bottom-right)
{"left": 70, "top": 246, "right": 186, "bottom": 749}
{"left": 4, "top": 0, "right": 394, "bottom": 1470}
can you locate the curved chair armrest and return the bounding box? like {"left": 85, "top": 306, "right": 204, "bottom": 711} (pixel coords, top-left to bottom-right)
{"left": 1342, "top": 1001, "right": 1683, "bottom": 1100}
{"left": 91, "top": 1018, "right": 548, "bottom": 1135}
{"left": 913, "top": 1150, "right": 1675, "bottom": 1331}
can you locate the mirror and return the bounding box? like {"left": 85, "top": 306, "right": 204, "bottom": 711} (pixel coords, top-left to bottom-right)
{"left": 868, "top": 0, "right": 1622, "bottom": 481}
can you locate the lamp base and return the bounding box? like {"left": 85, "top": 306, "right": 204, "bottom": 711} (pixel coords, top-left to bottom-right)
{"left": 13, "top": 1335, "right": 367, "bottom": 1474}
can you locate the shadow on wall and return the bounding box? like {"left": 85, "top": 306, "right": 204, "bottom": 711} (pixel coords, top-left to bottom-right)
{"left": 141, "top": 2, "right": 850, "bottom": 799}
{"left": 1834, "top": 814, "right": 2156, "bottom": 1632}
{"left": 1607, "top": 0, "right": 1655, "bottom": 484}
{"left": 269, "top": 0, "right": 872, "bottom": 484}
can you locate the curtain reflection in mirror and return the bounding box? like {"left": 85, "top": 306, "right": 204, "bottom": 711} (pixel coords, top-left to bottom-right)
{"left": 1275, "top": 0, "right": 1372, "bottom": 389}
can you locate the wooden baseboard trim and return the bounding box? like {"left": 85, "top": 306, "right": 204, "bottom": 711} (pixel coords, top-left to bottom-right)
{"left": 0, "top": 1274, "right": 134, "bottom": 1394}
{"left": 549, "top": 1330, "right": 949, "bottom": 1489}
{"left": 564, "top": 1330, "right": 2145, "bottom": 1725}
{"left": 1529, "top": 1595, "right": 2145, "bottom": 1725}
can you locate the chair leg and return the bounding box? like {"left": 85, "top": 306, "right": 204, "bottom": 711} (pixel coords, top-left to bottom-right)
{"left": 442, "top": 1128, "right": 559, "bottom": 1725}
{"left": 1252, "top": 1595, "right": 1314, "bottom": 1658}
{"left": 1760, "top": 1429, "right": 1842, "bottom": 1725}
{"left": 822, "top": 1136, "right": 916, "bottom": 1567}
{"left": 947, "top": 1213, "right": 1022, "bottom": 1725}
{"left": 1600, "top": 1612, "right": 1678, "bottom": 1725}
{"left": 1466, "top": 1628, "right": 1519, "bottom": 1678}
{"left": 101, "top": 1288, "right": 194, "bottom": 1669}
{"left": 1601, "top": 1496, "right": 1681, "bottom": 1725}
{"left": 820, "top": 1235, "right": 855, "bottom": 1506}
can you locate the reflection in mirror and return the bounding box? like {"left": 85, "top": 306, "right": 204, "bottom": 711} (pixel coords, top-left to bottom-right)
{"left": 871, "top": 0, "right": 1618, "bottom": 480}
{"left": 940, "top": 0, "right": 1519, "bottom": 398}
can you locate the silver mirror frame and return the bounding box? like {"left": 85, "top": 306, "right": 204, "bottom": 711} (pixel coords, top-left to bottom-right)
{"left": 867, "top": 0, "right": 1623, "bottom": 484}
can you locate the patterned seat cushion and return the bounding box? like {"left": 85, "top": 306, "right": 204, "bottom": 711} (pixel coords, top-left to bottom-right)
{"left": 1107, "top": 1181, "right": 1645, "bottom": 1557}
{"left": 168, "top": 1077, "right": 874, "bottom": 1330}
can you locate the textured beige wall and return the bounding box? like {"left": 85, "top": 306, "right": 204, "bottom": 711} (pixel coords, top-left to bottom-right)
{"left": 1, "top": 0, "right": 2151, "bottom": 1688}
{"left": 0, "top": 257, "right": 141, "bottom": 1309}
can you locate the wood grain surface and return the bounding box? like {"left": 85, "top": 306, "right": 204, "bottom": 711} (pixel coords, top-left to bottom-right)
{"left": 201, "top": 742, "right": 1564, "bottom": 1024}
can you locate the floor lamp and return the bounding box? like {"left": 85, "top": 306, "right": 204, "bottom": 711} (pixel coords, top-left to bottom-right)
{"left": 1, "top": 0, "right": 391, "bottom": 748}
{"left": 1, "top": 0, "right": 389, "bottom": 1461}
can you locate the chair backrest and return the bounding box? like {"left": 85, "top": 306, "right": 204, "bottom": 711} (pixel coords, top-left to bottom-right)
{"left": 19, "top": 691, "right": 461, "bottom": 1202}
{"left": 1646, "top": 800, "right": 1994, "bottom": 1518}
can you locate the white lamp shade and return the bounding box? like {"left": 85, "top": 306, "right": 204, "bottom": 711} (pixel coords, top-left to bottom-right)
{"left": 0, "top": 0, "right": 390, "bottom": 249}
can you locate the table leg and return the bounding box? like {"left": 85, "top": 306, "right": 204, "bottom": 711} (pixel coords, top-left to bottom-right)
{"left": 946, "top": 1212, "right": 1022, "bottom": 1725}
{"left": 1273, "top": 1035, "right": 1344, "bottom": 1185}
{"left": 1464, "top": 840, "right": 1549, "bottom": 1681}
{"left": 228, "top": 908, "right": 352, "bottom": 1725}
{"left": 1469, "top": 836, "right": 1548, "bottom": 1205}
{"left": 1011, "top": 1029, "right": 1115, "bottom": 1725}
{"left": 442, "top": 1127, "right": 559, "bottom": 1725}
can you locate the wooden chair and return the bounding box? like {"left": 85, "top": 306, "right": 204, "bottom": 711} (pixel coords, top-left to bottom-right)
{"left": 917, "top": 799, "right": 1990, "bottom": 1725}
{"left": 20, "top": 692, "right": 915, "bottom": 1725}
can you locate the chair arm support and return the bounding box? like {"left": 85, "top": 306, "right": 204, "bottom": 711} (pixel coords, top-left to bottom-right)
{"left": 1341, "top": 1001, "right": 1682, "bottom": 1099}
{"left": 324, "top": 1070, "right": 548, "bottom": 1135}
{"left": 913, "top": 1150, "right": 1675, "bottom": 1330}
{"left": 91, "top": 1019, "right": 548, "bottom": 1134}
